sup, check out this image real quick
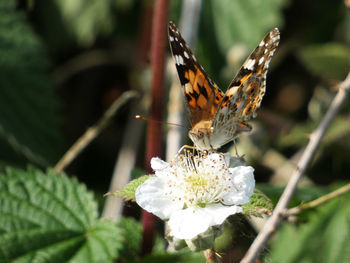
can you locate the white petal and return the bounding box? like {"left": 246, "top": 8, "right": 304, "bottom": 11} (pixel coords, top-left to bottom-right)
{"left": 150, "top": 157, "right": 173, "bottom": 178}
{"left": 201, "top": 204, "right": 242, "bottom": 225}
{"left": 223, "top": 166, "right": 255, "bottom": 205}
{"left": 168, "top": 204, "right": 242, "bottom": 240}
{"left": 136, "top": 177, "right": 184, "bottom": 219}
{"left": 229, "top": 156, "right": 246, "bottom": 168}
{"left": 222, "top": 152, "right": 231, "bottom": 165}
{"left": 151, "top": 157, "right": 169, "bottom": 170}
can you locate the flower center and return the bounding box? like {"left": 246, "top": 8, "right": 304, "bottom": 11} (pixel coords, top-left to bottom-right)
{"left": 165, "top": 151, "right": 234, "bottom": 207}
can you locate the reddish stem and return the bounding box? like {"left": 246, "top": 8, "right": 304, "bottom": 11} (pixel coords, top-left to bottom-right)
{"left": 204, "top": 249, "right": 222, "bottom": 263}
{"left": 141, "top": 0, "right": 170, "bottom": 256}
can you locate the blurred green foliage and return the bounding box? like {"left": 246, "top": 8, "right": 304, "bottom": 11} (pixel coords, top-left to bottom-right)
{"left": 268, "top": 190, "right": 350, "bottom": 263}
{"left": 298, "top": 43, "right": 350, "bottom": 80}
{"left": 0, "top": 1, "right": 62, "bottom": 166}
{"left": 0, "top": 0, "right": 349, "bottom": 262}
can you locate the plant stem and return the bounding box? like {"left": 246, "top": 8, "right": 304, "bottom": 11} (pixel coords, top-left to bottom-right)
{"left": 241, "top": 72, "right": 350, "bottom": 263}
{"left": 141, "top": 0, "right": 169, "bottom": 256}
{"left": 204, "top": 249, "right": 222, "bottom": 263}
{"left": 286, "top": 183, "right": 350, "bottom": 215}
{"left": 54, "top": 91, "right": 138, "bottom": 174}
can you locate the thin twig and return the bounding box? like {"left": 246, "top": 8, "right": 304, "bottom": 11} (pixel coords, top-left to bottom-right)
{"left": 286, "top": 183, "right": 350, "bottom": 216}
{"left": 241, "top": 72, "right": 350, "bottom": 263}
{"left": 101, "top": 103, "right": 146, "bottom": 220}
{"left": 54, "top": 91, "right": 138, "bottom": 173}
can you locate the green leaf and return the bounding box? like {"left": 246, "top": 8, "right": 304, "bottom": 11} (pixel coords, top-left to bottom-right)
{"left": 52, "top": 0, "right": 115, "bottom": 46}
{"left": 0, "top": 166, "right": 123, "bottom": 263}
{"left": 0, "top": 1, "right": 62, "bottom": 166}
{"left": 268, "top": 189, "right": 350, "bottom": 263}
{"left": 211, "top": 0, "right": 288, "bottom": 55}
{"left": 298, "top": 43, "right": 350, "bottom": 80}
{"left": 113, "top": 175, "right": 151, "bottom": 202}
{"left": 242, "top": 189, "right": 273, "bottom": 217}
{"left": 118, "top": 217, "right": 142, "bottom": 262}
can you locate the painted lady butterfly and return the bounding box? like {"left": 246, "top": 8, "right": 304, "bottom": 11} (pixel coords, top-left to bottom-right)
{"left": 168, "top": 22, "right": 280, "bottom": 151}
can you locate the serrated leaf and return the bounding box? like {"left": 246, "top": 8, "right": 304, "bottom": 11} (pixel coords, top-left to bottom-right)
{"left": 118, "top": 217, "right": 142, "bottom": 262}
{"left": 0, "top": 166, "right": 123, "bottom": 263}
{"left": 0, "top": 1, "right": 62, "bottom": 166}
{"left": 242, "top": 189, "right": 273, "bottom": 217}
{"left": 113, "top": 175, "right": 151, "bottom": 202}
{"left": 268, "top": 189, "right": 350, "bottom": 263}
{"left": 298, "top": 43, "right": 350, "bottom": 80}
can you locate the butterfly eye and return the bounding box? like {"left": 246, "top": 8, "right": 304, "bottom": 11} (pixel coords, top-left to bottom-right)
{"left": 197, "top": 131, "right": 204, "bottom": 138}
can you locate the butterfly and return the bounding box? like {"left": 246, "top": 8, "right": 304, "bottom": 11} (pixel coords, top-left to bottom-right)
{"left": 168, "top": 22, "right": 280, "bottom": 151}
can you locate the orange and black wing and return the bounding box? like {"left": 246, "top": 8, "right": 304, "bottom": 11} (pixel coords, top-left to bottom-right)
{"left": 168, "top": 22, "right": 224, "bottom": 127}
{"left": 213, "top": 28, "right": 280, "bottom": 129}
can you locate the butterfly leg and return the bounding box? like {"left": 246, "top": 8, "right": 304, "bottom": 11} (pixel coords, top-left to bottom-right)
{"left": 176, "top": 145, "right": 196, "bottom": 156}
{"left": 233, "top": 139, "right": 239, "bottom": 157}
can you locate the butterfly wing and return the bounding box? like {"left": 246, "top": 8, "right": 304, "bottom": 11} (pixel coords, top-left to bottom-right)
{"left": 168, "top": 22, "right": 224, "bottom": 127}
{"left": 213, "top": 28, "right": 280, "bottom": 130}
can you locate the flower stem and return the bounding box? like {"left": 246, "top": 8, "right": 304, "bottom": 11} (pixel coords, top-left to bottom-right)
{"left": 204, "top": 249, "right": 222, "bottom": 263}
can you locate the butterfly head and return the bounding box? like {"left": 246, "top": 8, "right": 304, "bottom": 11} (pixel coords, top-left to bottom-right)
{"left": 187, "top": 120, "right": 211, "bottom": 151}
{"left": 188, "top": 120, "right": 230, "bottom": 151}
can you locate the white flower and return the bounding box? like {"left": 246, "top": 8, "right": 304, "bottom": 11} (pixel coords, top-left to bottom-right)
{"left": 136, "top": 151, "right": 255, "bottom": 240}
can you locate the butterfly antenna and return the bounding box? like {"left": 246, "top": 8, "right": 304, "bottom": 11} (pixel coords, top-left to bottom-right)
{"left": 135, "top": 115, "right": 186, "bottom": 129}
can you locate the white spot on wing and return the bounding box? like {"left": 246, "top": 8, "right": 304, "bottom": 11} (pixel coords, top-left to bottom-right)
{"left": 259, "top": 40, "right": 265, "bottom": 47}
{"left": 258, "top": 57, "right": 265, "bottom": 65}
{"left": 185, "top": 83, "right": 192, "bottom": 93}
{"left": 169, "top": 36, "right": 174, "bottom": 42}
{"left": 244, "top": 59, "right": 256, "bottom": 70}
{"left": 174, "top": 55, "right": 184, "bottom": 65}
{"left": 178, "top": 55, "right": 184, "bottom": 65}
{"left": 184, "top": 51, "right": 189, "bottom": 59}
{"left": 174, "top": 55, "right": 178, "bottom": 64}
{"left": 226, "top": 86, "right": 239, "bottom": 96}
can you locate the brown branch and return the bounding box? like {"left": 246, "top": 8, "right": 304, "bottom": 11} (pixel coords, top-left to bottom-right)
{"left": 286, "top": 183, "right": 350, "bottom": 216}
{"left": 241, "top": 71, "right": 350, "bottom": 263}
{"left": 54, "top": 91, "right": 138, "bottom": 174}
{"left": 141, "top": 0, "right": 169, "bottom": 256}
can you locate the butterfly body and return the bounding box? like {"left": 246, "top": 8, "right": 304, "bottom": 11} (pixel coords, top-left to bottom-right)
{"left": 168, "top": 22, "right": 280, "bottom": 151}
